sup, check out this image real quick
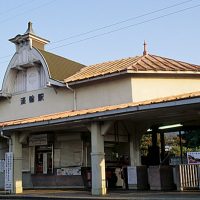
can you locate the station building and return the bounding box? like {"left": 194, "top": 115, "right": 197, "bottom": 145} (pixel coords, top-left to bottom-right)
{"left": 1, "top": 23, "right": 200, "bottom": 195}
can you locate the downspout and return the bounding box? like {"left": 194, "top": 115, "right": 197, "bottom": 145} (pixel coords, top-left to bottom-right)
{"left": 66, "top": 83, "right": 77, "bottom": 111}
{"left": 0, "top": 129, "right": 12, "bottom": 152}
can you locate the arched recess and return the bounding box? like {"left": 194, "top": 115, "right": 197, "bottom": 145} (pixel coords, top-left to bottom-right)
{"left": 1, "top": 47, "right": 57, "bottom": 95}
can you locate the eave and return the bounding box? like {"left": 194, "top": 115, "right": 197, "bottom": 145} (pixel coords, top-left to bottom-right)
{"left": 67, "top": 69, "right": 200, "bottom": 86}
{"left": 1, "top": 91, "right": 200, "bottom": 131}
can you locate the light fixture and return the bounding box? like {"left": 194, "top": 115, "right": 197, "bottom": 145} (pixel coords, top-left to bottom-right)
{"left": 158, "top": 123, "right": 182, "bottom": 130}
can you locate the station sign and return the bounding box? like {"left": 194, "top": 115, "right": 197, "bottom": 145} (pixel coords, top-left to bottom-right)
{"left": 4, "top": 152, "right": 13, "bottom": 192}
{"left": 187, "top": 152, "right": 200, "bottom": 164}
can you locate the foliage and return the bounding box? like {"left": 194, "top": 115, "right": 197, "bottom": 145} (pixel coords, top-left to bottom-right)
{"left": 182, "top": 129, "right": 200, "bottom": 149}
{"left": 140, "top": 134, "right": 152, "bottom": 156}
{"left": 140, "top": 130, "right": 200, "bottom": 158}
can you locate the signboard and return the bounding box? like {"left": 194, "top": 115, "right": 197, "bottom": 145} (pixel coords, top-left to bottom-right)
{"left": 187, "top": 152, "right": 200, "bottom": 164}
{"left": 127, "top": 166, "right": 137, "bottom": 185}
{"left": 57, "top": 167, "right": 81, "bottom": 176}
{"left": 29, "top": 134, "right": 47, "bottom": 146}
{"left": 5, "top": 152, "right": 13, "bottom": 191}
{"left": 0, "top": 160, "right": 5, "bottom": 172}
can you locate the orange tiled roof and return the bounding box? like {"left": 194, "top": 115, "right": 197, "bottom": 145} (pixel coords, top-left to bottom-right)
{"left": 64, "top": 54, "right": 200, "bottom": 83}
{"left": 1, "top": 91, "right": 200, "bottom": 128}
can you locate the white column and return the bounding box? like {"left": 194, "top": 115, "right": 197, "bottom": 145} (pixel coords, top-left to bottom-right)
{"left": 129, "top": 132, "right": 141, "bottom": 166}
{"left": 91, "top": 122, "right": 106, "bottom": 195}
{"left": 125, "top": 122, "right": 145, "bottom": 167}
{"left": 11, "top": 133, "right": 23, "bottom": 194}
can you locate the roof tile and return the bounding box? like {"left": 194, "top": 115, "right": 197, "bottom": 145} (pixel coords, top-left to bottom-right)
{"left": 64, "top": 54, "right": 200, "bottom": 83}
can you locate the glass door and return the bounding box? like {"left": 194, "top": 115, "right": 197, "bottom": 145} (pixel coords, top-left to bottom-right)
{"left": 35, "top": 145, "right": 53, "bottom": 174}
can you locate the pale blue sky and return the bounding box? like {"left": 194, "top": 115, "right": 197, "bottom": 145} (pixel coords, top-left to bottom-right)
{"left": 1, "top": 0, "right": 200, "bottom": 86}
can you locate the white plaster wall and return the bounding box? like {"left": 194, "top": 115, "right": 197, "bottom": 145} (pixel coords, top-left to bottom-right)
{"left": 0, "top": 77, "right": 133, "bottom": 122}
{"left": 2, "top": 74, "right": 200, "bottom": 123}
{"left": 131, "top": 76, "right": 200, "bottom": 102}
{"left": 60, "top": 139, "right": 82, "bottom": 167}
{"left": 76, "top": 77, "right": 132, "bottom": 110}
{"left": 0, "top": 87, "right": 73, "bottom": 122}
{"left": 22, "top": 147, "right": 30, "bottom": 171}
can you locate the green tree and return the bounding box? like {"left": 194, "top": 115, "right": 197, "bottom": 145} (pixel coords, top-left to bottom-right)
{"left": 140, "top": 134, "right": 152, "bottom": 156}
{"left": 182, "top": 129, "right": 200, "bottom": 149}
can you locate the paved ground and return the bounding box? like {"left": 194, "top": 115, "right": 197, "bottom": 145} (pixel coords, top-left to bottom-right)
{"left": 0, "top": 189, "right": 200, "bottom": 200}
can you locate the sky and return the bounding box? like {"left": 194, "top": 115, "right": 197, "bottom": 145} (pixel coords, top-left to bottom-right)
{"left": 0, "top": 0, "right": 200, "bottom": 86}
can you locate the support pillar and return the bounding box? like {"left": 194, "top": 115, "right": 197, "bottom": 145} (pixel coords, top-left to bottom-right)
{"left": 160, "top": 132, "right": 165, "bottom": 162}
{"left": 150, "top": 128, "right": 160, "bottom": 165}
{"left": 179, "top": 131, "right": 183, "bottom": 164}
{"left": 129, "top": 132, "right": 141, "bottom": 166}
{"left": 90, "top": 122, "right": 106, "bottom": 195}
{"left": 11, "top": 133, "right": 23, "bottom": 194}
{"left": 124, "top": 122, "right": 144, "bottom": 167}
{"left": 152, "top": 130, "right": 158, "bottom": 147}
{"left": 124, "top": 122, "right": 149, "bottom": 190}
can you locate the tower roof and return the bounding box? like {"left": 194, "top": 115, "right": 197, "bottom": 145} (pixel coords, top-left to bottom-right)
{"left": 9, "top": 22, "right": 49, "bottom": 50}
{"left": 24, "top": 21, "right": 35, "bottom": 35}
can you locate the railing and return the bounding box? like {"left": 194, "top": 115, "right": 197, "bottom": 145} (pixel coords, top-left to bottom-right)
{"left": 175, "top": 164, "right": 200, "bottom": 191}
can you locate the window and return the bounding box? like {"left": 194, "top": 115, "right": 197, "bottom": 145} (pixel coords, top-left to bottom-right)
{"left": 14, "top": 71, "right": 26, "bottom": 93}
{"left": 39, "top": 67, "right": 46, "bottom": 88}
{"left": 26, "top": 67, "right": 39, "bottom": 92}
{"left": 13, "top": 65, "right": 47, "bottom": 93}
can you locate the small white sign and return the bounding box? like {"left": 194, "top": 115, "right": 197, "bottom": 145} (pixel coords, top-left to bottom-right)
{"left": 57, "top": 167, "right": 81, "bottom": 176}
{"left": 5, "top": 152, "right": 13, "bottom": 191}
{"left": 187, "top": 152, "right": 200, "bottom": 164}
{"left": 127, "top": 166, "right": 137, "bottom": 185}
{"left": 0, "top": 160, "right": 5, "bottom": 172}
{"left": 29, "top": 134, "right": 47, "bottom": 146}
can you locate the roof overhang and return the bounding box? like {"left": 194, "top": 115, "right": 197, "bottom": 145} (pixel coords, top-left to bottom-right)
{"left": 66, "top": 69, "right": 200, "bottom": 86}
{"left": 1, "top": 92, "right": 200, "bottom": 132}
{"left": 48, "top": 79, "right": 65, "bottom": 87}
{"left": 9, "top": 33, "right": 49, "bottom": 45}
{"left": 127, "top": 70, "right": 200, "bottom": 75}
{"left": 0, "top": 92, "right": 12, "bottom": 100}
{"left": 66, "top": 70, "right": 127, "bottom": 86}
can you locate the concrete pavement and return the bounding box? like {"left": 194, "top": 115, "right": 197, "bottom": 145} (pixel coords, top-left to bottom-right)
{"left": 0, "top": 189, "right": 200, "bottom": 200}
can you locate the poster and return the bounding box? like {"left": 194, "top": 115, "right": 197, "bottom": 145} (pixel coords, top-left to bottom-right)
{"left": 187, "top": 152, "right": 200, "bottom": 164}
{"left": 5, "top": 152, "right": 13, "bottom": 191}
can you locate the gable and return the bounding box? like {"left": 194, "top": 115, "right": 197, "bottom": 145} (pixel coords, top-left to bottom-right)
{"left": 1, "top": 47, "right": 86, "bottom": 95}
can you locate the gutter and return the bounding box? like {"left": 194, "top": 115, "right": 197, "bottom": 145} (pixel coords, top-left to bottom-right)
{"left": 66, "top": 83, "right": 77, "bottom": 110}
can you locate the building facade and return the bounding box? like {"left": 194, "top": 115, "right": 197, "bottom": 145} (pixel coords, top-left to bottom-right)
{"left": 1, "top": 23, "right": 200, "bottom": 195}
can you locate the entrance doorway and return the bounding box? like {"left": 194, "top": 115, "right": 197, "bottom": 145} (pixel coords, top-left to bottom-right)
{"left": 35, "top": 145, "right": 53, "bottom": 174}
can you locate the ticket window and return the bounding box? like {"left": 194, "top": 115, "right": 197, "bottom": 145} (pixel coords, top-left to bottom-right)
{"left": 35, "top": 145, "right": 53, "bottom": 174}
